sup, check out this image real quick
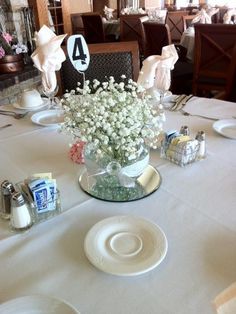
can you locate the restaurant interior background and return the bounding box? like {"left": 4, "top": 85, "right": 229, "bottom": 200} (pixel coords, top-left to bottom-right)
{"left": 0, "top": 0, "right": 234, "bottom": 106}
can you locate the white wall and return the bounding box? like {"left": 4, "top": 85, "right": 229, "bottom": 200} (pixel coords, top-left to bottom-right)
{"left": 70, "top": 0, "right": 92, "bottom": 13}
{"left": 145, "top": 0, "right": 162, "bottom": 8}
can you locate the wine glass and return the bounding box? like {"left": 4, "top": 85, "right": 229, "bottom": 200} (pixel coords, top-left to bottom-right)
{"left": 155, "top": 70, "right": 172, "bottom": 110}
{"left": 43, "top": 85, "right": 59, "bottom": 110}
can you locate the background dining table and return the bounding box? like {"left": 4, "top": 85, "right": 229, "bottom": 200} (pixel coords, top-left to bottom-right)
{"left": 0, "top": 97, "right": 236, "bottom": 314}
{"left": 180, "top": 27, "right": 195, "bottom": 62}
{"left": 103, "top": 19, "right": 120, "bottom": 40}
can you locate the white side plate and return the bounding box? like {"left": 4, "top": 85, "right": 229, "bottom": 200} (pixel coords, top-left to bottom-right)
{"left": 31, "top": 110, "right": 64, "bottom": 127}
{"left": 84, "top": 215, "right": 168, "bottom": 276}
{"left": 213, "top": 119, "right": 236, "bottom": 140}
{"left": 13, "top": 98, "right": 49, "bottom": 111}
{"left": 0, "top": 295, "right": 80, "bottom": 314}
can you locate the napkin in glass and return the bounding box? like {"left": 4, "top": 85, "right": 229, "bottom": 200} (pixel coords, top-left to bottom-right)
{"left": 104, "top": 6, "right": 114, "bottom": 20}
{"left": 192, "top": 7, "right": 219, "bottom": 24}
{"left": 223, "top": 9, "right": 236, "bottom": 24}
{"left": 31, "top": 25, "right": 67, "bottom": 94}
{"left": 214, "top": 282, "right": 236, "bottom": 314}
{"left": 137, "top": 44, "right": 178, "bottom": 92}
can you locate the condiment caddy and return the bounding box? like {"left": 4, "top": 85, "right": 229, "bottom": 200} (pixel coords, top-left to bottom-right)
{"left": 0, "top": 173, "right": 61, "bottom": 232}
{"left": 161, "top": 125, "right": 206, "bottom": 166}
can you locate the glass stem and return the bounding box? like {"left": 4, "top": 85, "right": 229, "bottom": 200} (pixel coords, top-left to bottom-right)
{"left": 159, "top": 91, "right": 164, "bottom": 105}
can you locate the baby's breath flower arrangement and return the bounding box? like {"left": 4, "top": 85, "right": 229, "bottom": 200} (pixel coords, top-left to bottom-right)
{"left": 61, "top": 76, "right": 164, "bottom": 164}
{"left": 61, "top": 75, "right": 165, "bottom": 201}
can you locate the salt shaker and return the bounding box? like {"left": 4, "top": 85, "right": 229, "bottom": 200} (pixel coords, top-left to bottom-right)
{"left": 196, "top": 131, "right": 206, "bottom": 159}
{"left": 0, "top": 180, "right": 15, "bottom": 220}
{"left": 10, "top": 191, "right": 33, "bottom": 231}
{"left": 180, "top": 125, "right": 190, "bottom": 136}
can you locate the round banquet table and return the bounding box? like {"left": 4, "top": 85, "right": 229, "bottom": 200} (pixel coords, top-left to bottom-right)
{"left": 0, "top": 97, "right": 236, "bottom": 314}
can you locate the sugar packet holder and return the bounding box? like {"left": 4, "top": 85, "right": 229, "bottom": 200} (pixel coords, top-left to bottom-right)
{"left": 17, "top": 174, "right": 61, "bottom": 224}
{"left": 161, "top": 127, "right": 206, "bottom": 167}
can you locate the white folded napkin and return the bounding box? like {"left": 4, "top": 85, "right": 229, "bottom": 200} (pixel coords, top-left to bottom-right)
{"left": 183, "top": 97, "right": 236, "bottom": 120}
{"left": 137, "top": 44, "right": 178, "bottom": 91}
{"left": 104, "top": 6, "right": 114, "bottom": 20}
{"left": 31, "top": 25, "right": 67, "bottom": 93}
{"left": 138, "top": 8, "right": 146, "bottom": 14}
{"left": 147, "top": 8, "right": 167, "bottom": 22}
{"left": 121, "top": 7, "right": 131, "bottom": 15}
{"left": 214, "top": 282, "right": 236, "bottom": 314}
{"left": 192, "top": 7, "right": 219, "bottom": 24}
{"left": 223, "top": 9, "right": 236, "bottom": 24}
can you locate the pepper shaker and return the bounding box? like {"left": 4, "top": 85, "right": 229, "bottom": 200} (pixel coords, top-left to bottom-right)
{"left": 196, "top": 131, "right": 206, "bottom": 159}
{"left": 0, "top": 180, "right": 15, "bottom": 220}
{"left": 10, "top": 191, "right": 33, "bottom": 231}
{"left": 180, "top": 125, "right": 190, "bottom": 136}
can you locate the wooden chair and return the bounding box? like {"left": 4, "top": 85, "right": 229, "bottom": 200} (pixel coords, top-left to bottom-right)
{"left": 71, "top": 13, "right": 85, "bottom": 36}
{"left": 193, "top": 24, "right": 236, "bottom": 97}
{"left": 81, "top": 13, "right": 116, "bottom": 44}
{"left": 120, "top": 14, "right": 148, "bottom": 54}
{"left": 140, "top": 22, "right": 172, "bottom": 58}
{"left": 216, "top": 43, "right": 236, "bottom": 102}
{"left": 140, "top": 19, "right": 188, "bottom": 62}
{"left": 166, "top": 10, "right": 189, "bottom": 43}
{"left": 59, "top": 41, "right": 140, "bottom": 94}
{"left": 138, "top": 16, "right": 149, "bottom": 58}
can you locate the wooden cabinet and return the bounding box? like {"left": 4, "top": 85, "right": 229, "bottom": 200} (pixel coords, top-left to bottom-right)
{"left": 28, "top": 0, "right": 72, "bottom": 35}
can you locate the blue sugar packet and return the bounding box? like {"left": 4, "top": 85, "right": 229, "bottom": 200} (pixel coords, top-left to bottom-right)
{"left": 28, "top": 179, "right": 56, "bottom": 213}
{"left": 47, "top": 179, "right": 57, "bottom": 211}
{"left": 32, "top": 185, "right": 50, "bottom": 213}
{"left": 28, "top": 179, "right": 47, "bottom": 191}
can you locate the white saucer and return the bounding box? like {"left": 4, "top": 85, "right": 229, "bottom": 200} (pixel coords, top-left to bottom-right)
{"left": 84, "top": 215, "right": 168, "bottom": 276}
{"left": 213, "top": 119, "right": 236, "bottom": 140}
{"left": 0, "top": 295, "right": 80, "bottom": 314}
{"left": 13, "top": 98, "right": 49, "bottom": 111}
{"left": 31, "top": 109, "right": 64, "bottom": 127}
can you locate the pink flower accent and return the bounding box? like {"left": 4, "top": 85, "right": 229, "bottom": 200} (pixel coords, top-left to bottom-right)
{"left": 0, "top": 47, "right": 5, "bottom": 59}
{"left": 69, "top": 141, "right": 86, "bottom": 164}
{"left": 2, "top": 33, "right": 12, "bottom": 44}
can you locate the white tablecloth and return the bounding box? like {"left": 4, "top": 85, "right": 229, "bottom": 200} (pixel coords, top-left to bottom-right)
{"left": 0, "top": 99, "right": 236, "bottom": 314}
{"left": 180, "top": 28, "right": 195, "bottom": 62}
{"left": 103, "top": 20, "right": 120, "bottom": 39}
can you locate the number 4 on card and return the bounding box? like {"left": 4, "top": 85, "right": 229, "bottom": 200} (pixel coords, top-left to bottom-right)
{"left": 67, "top": 35, "right": 90, "bottom": 73}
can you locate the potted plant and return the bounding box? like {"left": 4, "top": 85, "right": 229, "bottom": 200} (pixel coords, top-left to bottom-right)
{"left": 0, "top": 4, "right": 28, "bottom": 75}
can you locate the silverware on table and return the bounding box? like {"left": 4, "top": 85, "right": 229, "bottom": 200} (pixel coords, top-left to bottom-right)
{"left": 179, "top": 109, "right": 218, "bottom": 121}
{"left": 170, "top": 94, "right": 194, "bottom": 111}
{"left": 0, "top": 123, "right": 12, "bottom": 130}
{"left": 0, "top": 110, "right": 28, "bottom": 119}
